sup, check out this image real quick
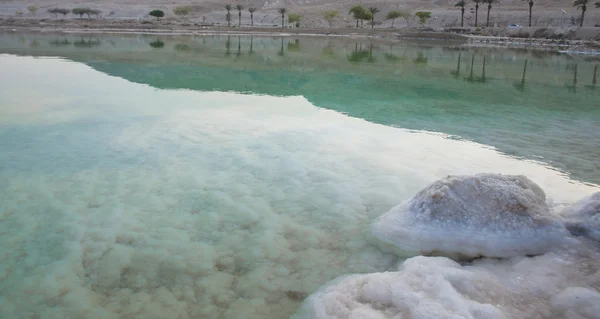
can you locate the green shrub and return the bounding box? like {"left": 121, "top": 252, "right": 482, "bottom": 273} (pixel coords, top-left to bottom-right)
{"left": 48, "top": 8, "right": 69, "bottom": 17}
{"left": 72, "top": 8, "right": 91, "bottom": 18}
{"left": 27, "top": 5, "right": 38, "bottom": 16}
{"left": 288, "top": 13, "right": 302, "bottom": 27}
{"left": 415, "top": 11, "right": 432, "bottom": 25}
{"left": 149, "top": 10, "right": 165, "bottom": 20}
{"left": 173, "top": 6, "right": 193, "bottom": 16}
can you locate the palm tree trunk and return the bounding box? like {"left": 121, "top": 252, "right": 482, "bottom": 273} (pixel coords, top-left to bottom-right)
{"left": 475, "top": 4, "right": 479, "bottom": 27}
{"left": 371, "top": 17, "right": 374, "bottom": 28}
{"left": 356, "top": 18, "right": 359, "bottom": 28}
{"left": 238, "top": 12, "right": 241, "bottom": 26}
{"left": 251, "top": 13, "right": 253, "bottom": 26}
{"left": 528, "top": 2, "right": 533, "bottom": 27}
{"left": 281, "top": 14, "right": 284, "bottom": 28}
{"left": 580, "top": 6, "right": 585, "bottom": 27}
{"left": 486, "top": 5, "right": 491, "bottom": 27}
{"left": 461, "top": 8, "right": 464, "bottom": 27}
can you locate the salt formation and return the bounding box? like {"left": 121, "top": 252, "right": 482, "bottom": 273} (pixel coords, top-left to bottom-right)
{"left": 372, "top": 174, "right": 569, "bottom": 258}
{"left": 561, "top": 192, "right": 600, "bottom": 242}
{"left": 293, "top": 245, "right": 600, "bottom": 319}
{"left": 294, "top": 176, "right": 600, "bottom": 319}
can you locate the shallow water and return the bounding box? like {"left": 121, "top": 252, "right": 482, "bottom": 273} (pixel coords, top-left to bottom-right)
{"left": 0, "top": 33, "right": 599, "bottom": 319}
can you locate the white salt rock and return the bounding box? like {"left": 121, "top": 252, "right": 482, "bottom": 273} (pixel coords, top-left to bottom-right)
{"left": 372, "top": 174, "right": 568, "bottom": 258}
{"left": 552, "top": 287, "right": 600, "bottom": 319}
{"left": 561, "top": 192, "right": 600, "bottom": 242}
{"left": 292, "top": 256, "right": 508, "bottom": 319}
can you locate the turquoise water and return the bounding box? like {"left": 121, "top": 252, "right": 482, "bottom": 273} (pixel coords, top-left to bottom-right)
{"left": 0, "top": 33, "right": 599, "bottom": 319}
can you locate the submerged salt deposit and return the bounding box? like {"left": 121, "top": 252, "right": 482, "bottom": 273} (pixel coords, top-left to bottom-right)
{"left": 0, "top": 56, "right": 599, "bottom": 319}
{"left": 372, "top": 174, "right": 569, "bottom": 258}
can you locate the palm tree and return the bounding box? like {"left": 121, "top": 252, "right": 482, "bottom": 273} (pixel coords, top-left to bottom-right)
{"left": 368, "top": 7, "right": 380, "bottom": 28}
{"left": 349, "top": 5, "right": 366, "bottom": 28}
{"left": 455, "top": 0, "right": 466, "bottom": 27}
{"left": 360, "top": 11, "right": 372, "bottom": 28}
{"left": 235, "top": 4, "right": 243, "bottom": 27}
{"left": 527, "top": 0, "right": 534, "bottom": 27}
{"left": 278, "top": 8, "right": 289, "bottom": 28}
{"left": 248, "top": 7, "right": 256, "bottom": 26}
{"left": 596, "top": 1, "right": 600, "bottom": 7}
{"left": 473, "top": 0, "right": 482, "bottom": 27}
{"left": 573, "top": 0, "right": 588, "bottom": 27}
{"left": 225, "top": 4, "right": 232, "bottom": 27}
{"left": 484, "top": 0, "right": 495, "bottom": 27}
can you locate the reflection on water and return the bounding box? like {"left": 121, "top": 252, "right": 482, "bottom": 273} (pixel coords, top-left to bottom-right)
{"left": 1, "top": 33, "right": 598, "bottom": 183}
{"left": 149, "top": 39, "right": 165, "bottom": 48}
{"left": 0, "top": 33, "right": 599, "bottom": 319}
{"left": 514, "top": 59, "right": 528, "bottom": 91}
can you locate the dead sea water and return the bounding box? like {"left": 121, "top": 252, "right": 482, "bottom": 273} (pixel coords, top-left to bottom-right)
{"left": 0, "top": 33, "right": 599, "bottom": 319}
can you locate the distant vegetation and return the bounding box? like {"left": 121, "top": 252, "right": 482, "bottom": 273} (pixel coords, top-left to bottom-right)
{"left": 455, "top": 1, "right": 466, "bottom": 27}
{"left": 149, "top": 10, "right": 164, "bottom": 20}
{"left": 236, "top": 4, "right": 243, "bottom": 27}
{"left": 368, "top": 7, "right": 380, "bottom": 28}
{"left": 278, "top": 8, "right": 289, "bottom": 28}
{"left": 288, "top": 13, "right": 302, "bottom": 27}
{"left": 225, "top": 4, "right": 232, "bottom": 27}
{"left": 48, "top": 8, "right": 69, "bottom": 18}
{"left": 415, "top": 11, "right": 432, "bottom": 25}
{"left": 71, "top": 8, "right": 101, "bottom": 18}
{"left": 323, "top": 10, "right": 339, "bottom": 28}
{"left": 173, "top": 6, "right": 193, "bottom": 17}
{"left": 573, "top": 0, "right": 590, "bottom": 27}
{"left": 12, "top": 1, "right": 600, "bottom": 29}
{"left": 248, "top": 7, "right": 256, "bottom": 26}
{"left": 27, "top": 5, "right": 38, "bottom": 16}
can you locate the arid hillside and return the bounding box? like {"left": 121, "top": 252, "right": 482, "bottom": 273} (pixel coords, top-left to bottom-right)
{"left": 1, "top": 0, "right": 599, "bottom": 27}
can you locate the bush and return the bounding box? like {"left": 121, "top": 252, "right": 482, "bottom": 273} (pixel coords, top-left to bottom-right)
{"left": 27, "top": 5, "right": 38, "bottom": 16}
{"left": 89, "top": 9, "right": 102, "bottom": 18}
{"left": 48, "top": 8, "right": 70, "bottom": 18}
{"left": 173, "top": 6, "right": 193, "bottom": 17}
{"left": 72, "top": 8, "right": 91, "bottom": 18}
{"left": 149, "top": 10, "right": 164, "bottom": 20}
{"left": 415, "top": 11, "right": 432, "bottom": 26}
{"left": 288, "top": 13, "right": 301, "bottom": 27}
